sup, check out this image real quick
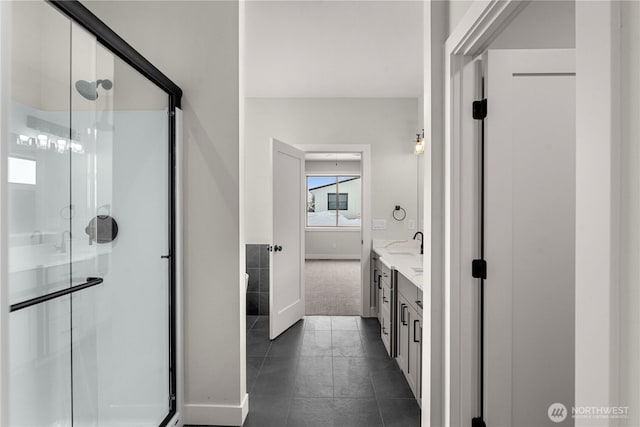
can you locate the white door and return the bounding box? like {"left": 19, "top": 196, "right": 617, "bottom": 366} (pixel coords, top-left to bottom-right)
{"left": 270, "top": 138, "right": 306, "bottom": 339}
{"left": 483, "top": 49, "right": 576, "bottom": 427}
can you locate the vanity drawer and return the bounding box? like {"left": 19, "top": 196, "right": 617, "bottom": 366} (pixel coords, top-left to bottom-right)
{"left": 397, "top": 273, "right": 415, "bottom": 300}
{"left": 398, "top": 272, "right": 422, "bottom": 313}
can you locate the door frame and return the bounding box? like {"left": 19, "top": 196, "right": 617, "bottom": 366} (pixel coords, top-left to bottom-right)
{"left": 294, "top": 144, "right": 372, "bottom": 317}
{"left": 442, "top": 1, "right": 622, "bottom": 427}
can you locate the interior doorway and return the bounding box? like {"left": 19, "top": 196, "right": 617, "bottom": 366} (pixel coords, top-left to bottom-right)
{"left": 295, "top": 145, "right": 373, "bottom": 318}
{"left": 442, "top": 2, "right": 579, "bottom": 425}
{"left": 304, "top": 154, "right": 363, "bottom": 315}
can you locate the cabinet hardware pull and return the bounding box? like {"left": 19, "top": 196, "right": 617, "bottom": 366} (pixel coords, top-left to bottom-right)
{"left": 383, "top": 326, "right": 388, "bottom": 335}
{"left": 415, "top": 300, "right": 423, "bottom": 309}
{"left": 401, "top": 304, "right": 407, "bottom": 325}
{"left": 378, "top": 275, "right": 382, "bottom": 290}
{"left": 383, "top": 297, "right": 388, "bottom": 303}
{"left": 413, "top": 320, "right": 421, "bottom": 343}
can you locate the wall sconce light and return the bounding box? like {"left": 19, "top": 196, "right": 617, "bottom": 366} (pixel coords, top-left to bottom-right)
{"left": 414, "top": 129, "right": 425, "bottom": 155}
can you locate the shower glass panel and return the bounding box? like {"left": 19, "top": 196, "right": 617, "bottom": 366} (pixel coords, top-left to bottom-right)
{"left": 8, "top": 2, "right": 73, "bottom": 425}
{"left": 8, "top": 2, "right": 173, "bottom": 426}
{"left": 69, "top": 25, "right": 171, "bottom": 426}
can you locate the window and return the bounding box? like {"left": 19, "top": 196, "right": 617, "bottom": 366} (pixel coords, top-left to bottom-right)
{"left": 328, "top": 193, "right": 348, "bottom": 210}
{"left": 307, "top": 175, "right": 360, "bottom": 227}
{"left": 8, "top": 157, "right": 36, "bottom": 185}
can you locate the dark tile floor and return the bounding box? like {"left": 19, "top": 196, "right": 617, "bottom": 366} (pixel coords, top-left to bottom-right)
{"left": 243, "top": 315, "right": 421, "bottom": 427}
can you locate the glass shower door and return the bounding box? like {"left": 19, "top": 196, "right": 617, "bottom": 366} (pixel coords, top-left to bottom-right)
{"left": 69, "top": 24, "right": 171, "bottom": 426}
{"left": 8, "top": 2, "right": 172, "bottom": 426}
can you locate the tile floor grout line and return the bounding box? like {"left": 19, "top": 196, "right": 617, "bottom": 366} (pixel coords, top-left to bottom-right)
{"left": 282, "top": 391, "right": 295, "bottom": 427}
{"left": 371, "top": 361, "right": 386, "bottom": 427}
{"left": 360, "top": 316, "right": 387, "bottom": 427}
{"left": 248, "top": 352, "right": 269, "bottom": 395}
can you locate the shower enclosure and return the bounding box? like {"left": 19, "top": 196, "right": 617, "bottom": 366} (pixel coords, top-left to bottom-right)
{"left": 5, "top": 1, "right": 182, "bottom": 425}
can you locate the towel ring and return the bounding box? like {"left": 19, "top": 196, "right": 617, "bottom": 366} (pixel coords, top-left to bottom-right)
{"left": 392, "top": 205, "right": 406, "bottom": 221}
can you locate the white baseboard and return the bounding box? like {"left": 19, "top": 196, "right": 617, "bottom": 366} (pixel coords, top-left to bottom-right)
{"left": 305, "top": 254, "right": 361, "bottom": 260}
{"left": 184, "top": 393, "right": 249, "bottom": 427}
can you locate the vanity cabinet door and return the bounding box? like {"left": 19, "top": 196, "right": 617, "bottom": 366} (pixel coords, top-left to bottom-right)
{"left": 372, "top": 267, "right": 379, "bottom": 315}
{"left": 397, "top": 294, "right": 410, "bottom": 375}
{"left": 380, "top": 304, "right": 391, "bottom": 355}
{"left": 377, "top": 275, "right": 384, "bottom": 323}
{"left": 408, "top": 305, "right": 422, "bottom": 399}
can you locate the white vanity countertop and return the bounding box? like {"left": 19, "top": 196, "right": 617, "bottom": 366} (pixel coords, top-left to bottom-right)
{"left": 372, "top": 240, "right": 426, "bottom": 290}
{"left": 9, "top": 242, "right": 111, "bottom": 273}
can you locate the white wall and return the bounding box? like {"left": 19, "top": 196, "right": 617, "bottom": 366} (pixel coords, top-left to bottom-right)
{"left": 447, "top": 0, "right": 473, "bottom": 36}
{"left": 425, "top": 3, "right": 447, "bottom": 427}
{"left": 82, "top": 2, "right": 244, "bottom": 425}
{"left": 489, "top": 0, "right": 575, "bottom": 49}
{"left": 445, "top": 0, "right": 575, "bottom": 45}
{"left": 305, "top": 160, "right": 360, "bottom": 173}
{"left": 619, "top": 2, "right": 640, "bottom": 425}
{"left": 575, "top": 2, "right": 620, "bottom": 423}
{"left": 245, "top": 98, "right": 421, "bottom": 245}
{"left": 305, "top": 230, "right": 360, "bottom": 260}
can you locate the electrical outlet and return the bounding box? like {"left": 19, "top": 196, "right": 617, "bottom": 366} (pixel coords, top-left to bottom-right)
{"left": 372, "top": 219, "right": 387, "bottom": 230}
{"left": 407, "top": 219, "right": 416, "bottom": 230}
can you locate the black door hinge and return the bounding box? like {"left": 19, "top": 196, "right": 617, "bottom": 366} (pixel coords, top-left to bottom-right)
{"left": 472, "top": 417, "right": 486, "bottom": 427}
{"left": 473, "top": 99, "right": 487, "bottom": 120}
{"left": 472, "top": 259, "right": 487, "bottom": 280}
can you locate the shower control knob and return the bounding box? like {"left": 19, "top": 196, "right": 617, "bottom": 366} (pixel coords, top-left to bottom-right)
{"left": 275, "top": 245, "right": 283, "bottom": 252}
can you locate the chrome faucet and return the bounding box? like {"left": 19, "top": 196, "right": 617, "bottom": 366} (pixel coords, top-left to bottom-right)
{"left": 56, "top": 230, "right": 72, "bottom": 253}
{"left": 413, "top": 231, "right": 424, "bottom": 255}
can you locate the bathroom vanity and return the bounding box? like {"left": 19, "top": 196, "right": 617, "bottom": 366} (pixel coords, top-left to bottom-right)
{"left": 371, "top": 240, "right": 424, "bottom": 401}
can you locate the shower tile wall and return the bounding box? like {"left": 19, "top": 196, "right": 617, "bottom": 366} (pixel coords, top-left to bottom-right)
{"left": 246, "top": 244, "right": 270, "bottom": 315}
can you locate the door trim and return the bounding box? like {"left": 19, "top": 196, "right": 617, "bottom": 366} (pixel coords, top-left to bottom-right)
{"left": 294, "top": 144, "right": 372, "bottom": 317}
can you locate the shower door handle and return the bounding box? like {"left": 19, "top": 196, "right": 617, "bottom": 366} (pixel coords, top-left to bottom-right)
{"left": 10, "top": 277, "right": 104, "bottom": 312}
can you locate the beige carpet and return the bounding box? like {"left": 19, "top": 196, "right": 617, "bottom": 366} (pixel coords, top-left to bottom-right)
{"left": 305, "top": 260, "right": 361, "bottom": 315}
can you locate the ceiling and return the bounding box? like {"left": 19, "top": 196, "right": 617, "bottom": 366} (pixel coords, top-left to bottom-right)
{"left": 244, "top": 1, "right": 424, "bottom": 98}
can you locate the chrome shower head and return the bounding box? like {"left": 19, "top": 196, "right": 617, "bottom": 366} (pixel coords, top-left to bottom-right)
{"left": 75, "top": 79, "right": 113, "bottom": 101}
